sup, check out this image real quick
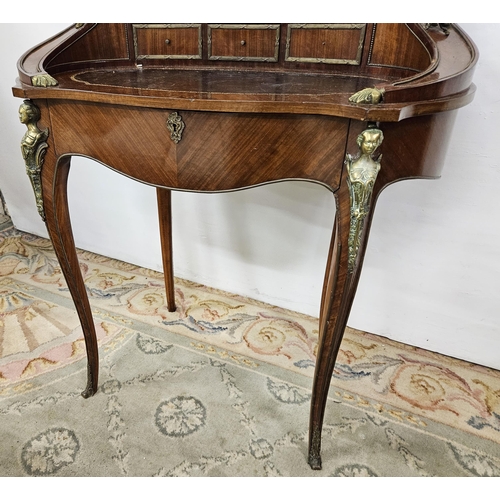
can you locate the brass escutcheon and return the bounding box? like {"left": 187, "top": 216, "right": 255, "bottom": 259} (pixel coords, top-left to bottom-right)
{"left": 166, "top": 112, "right": 185, "bottom": 144}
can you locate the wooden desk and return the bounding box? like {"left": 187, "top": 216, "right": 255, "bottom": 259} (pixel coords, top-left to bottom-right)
{"left": 13, "top": 23, "right": 477, "bottom": 469}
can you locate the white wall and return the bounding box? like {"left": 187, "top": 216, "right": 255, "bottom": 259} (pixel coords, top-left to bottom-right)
{"left": 0, "top": 23, "right": 499, "bottom": 369}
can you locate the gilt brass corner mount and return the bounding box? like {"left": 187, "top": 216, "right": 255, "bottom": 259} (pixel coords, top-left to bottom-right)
{"left": 31, "top": 73, "right": 58, "bottom": 87}
{"left": 166, "top": 112, "right": 185, "bottom": 144}
{"left": 349, "top": 87, "right": 384, "bottom": 104}
{"left": 19, "top": 100, "right": 49, "bottom": 221}
{"left": 345, "top": 125, "right": 384, "bottom": 272}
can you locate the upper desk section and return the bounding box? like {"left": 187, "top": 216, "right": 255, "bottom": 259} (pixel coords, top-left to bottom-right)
{"left": 13, "top": 23, "right": 478, "bottom": 121}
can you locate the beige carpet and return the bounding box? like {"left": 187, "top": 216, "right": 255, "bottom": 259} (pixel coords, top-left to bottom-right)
{"left": 1, "top": 214, "right": 500, "bottom": 476}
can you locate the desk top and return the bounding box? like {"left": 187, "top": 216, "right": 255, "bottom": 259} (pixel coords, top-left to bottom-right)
{"left": 13, "top": 23, "right": 477, "bottom": 121}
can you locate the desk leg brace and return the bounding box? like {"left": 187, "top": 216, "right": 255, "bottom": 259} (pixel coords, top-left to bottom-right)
{"left": 308, "top": 126, "right": 383, "bottom": 469}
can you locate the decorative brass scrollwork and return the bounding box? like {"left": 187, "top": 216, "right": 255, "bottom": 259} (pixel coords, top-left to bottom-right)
{"left": 19, "top": 100, "right": 49, "bottom": 221}
{"left": 349, "top": 87, "right": 384, "bottom": 104}
{"left": 345, "top": 126, "right": 384, "bottom": 272}
{"left": 166, "top": 112, "right": 185, "bottom": 144}
{"left": 31, "top": 73, "right": 58, "bottom": 87}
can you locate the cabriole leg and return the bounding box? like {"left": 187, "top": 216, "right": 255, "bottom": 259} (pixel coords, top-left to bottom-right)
{"left": 19, "top": 99, "right": 99, "bottom": 398}
{"left": 42, "top": 154, "right": 99, "bottom": 398}
{"left": 308, "top": 125, "right": 384, "bottom": 469}
{"left": 308, "top": 193, "right": 352, "bottom": 470}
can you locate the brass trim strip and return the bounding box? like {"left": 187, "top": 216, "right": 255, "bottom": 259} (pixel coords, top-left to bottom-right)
{"left": 132, "top": 24, "right": 203, "bottom": 61}
{"left": 207, "top": 24, "right": 280, "bottom": 62}
{"left": 285, "top": 24, "right": 366, "bottom": 65}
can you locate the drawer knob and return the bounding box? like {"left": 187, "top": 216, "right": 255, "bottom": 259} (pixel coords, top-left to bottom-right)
{"left": 240, "top": 40, "right": 246, "bottom": 46}
{"left": 165, "top": 39, "right": 171, "bottom": 45}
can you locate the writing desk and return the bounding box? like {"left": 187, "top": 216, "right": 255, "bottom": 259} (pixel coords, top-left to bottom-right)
{"left": 13, "top": 23, "right": 477, "bottom": 469}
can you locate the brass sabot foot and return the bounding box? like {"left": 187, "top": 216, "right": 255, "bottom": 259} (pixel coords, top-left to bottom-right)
{"left": 81, "top": 386, "right": 96, "bottom": 399}
{"left": 308, "top": 453, "right": 322, "bottom": 470}
{"left": 81, "top": 365, "right": 97, "bottom": 398}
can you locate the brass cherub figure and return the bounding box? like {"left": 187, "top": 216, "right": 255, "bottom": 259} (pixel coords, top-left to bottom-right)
{"left": 345, "top": 127, "right": 384, "bottom": 272}
{"left": 19, "top": 100, "right": 49, "bottom": 220}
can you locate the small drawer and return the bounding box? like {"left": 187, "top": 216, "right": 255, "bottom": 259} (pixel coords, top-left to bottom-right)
{"left": 285, "top": 24, "right": 366, "bottom": 65}
{"left": 133, "top": 24, "right": 202, "bottom": 60}
{"left": 208, "top": 24, "right": 280, "bottom": 62}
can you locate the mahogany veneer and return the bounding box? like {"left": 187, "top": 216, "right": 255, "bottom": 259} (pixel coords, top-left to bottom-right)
{"left": 13, "top": 23, "right": 478, "bottom": 470}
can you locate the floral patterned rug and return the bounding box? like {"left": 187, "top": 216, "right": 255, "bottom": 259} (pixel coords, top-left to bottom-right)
{"left": 1, "top": 215, "right": 500, "bottom": 476}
